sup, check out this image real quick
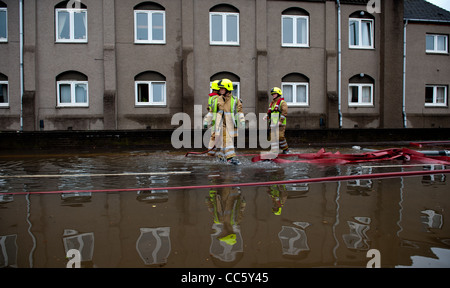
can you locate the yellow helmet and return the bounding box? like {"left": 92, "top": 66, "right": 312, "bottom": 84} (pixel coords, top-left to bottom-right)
{"left": 271, "top": 87, "right": 282, "bottom": 96}
{"left": 211, "top": 80, "right": 220, "bottom": 91}
{"left": 218, "top": 79, "right": 234, "bottom": 92}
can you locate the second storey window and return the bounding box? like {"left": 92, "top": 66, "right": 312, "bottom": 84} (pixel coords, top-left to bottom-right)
{"left": 134, "top": 10, "right": 165, "bottom": 44}
{"left": 426, "top": 34, "right": 448, "bottom": 54}
{"left": 210, "top": 12, "right": 239, "bottom": 45}
{"left": 349, "top": 18, "right": 374, "bottom": 49}
{"left": 425, "top": 85, "right": 447, "bottom": 107}
{"left": 55, "top": 8, "right": 88, "bottom": 43}
{"left": 57, "top": 81, "right": 88, "bottom": 107}
{"left": 282, "top": 15, "right": 309, "bottom": 47}
{"left": 0, "top": 7, "right": 7, "bottom": 42}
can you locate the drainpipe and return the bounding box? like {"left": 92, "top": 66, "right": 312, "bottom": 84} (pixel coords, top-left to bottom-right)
{"left": 336, "top": 0, "right": 342, "bottom": 128}
{"left": 402, "top": 20, "right": 408, "bottom": 128}
{"left": 19, "top": 0, "right": 24, "bottom": 131}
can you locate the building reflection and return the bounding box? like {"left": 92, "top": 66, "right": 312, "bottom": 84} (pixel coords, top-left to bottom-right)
{"left": 63, "top": 229, "right": 94, "bottom": 268}
{"left": 0, "top": 234, "right": 18, "bottom": 268}
{"left": 278, "top": 222, "right": 310, "bottom": 256}
{"left": 136, "top": 227, "right": 171, "bottom": 266}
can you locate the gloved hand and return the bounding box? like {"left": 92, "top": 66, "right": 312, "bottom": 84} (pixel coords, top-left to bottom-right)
{"left": 203, "top": 122, "right": 208, "bottom": 129}
{"left": 240, "top": 121, "right": 246, "bottom": 129}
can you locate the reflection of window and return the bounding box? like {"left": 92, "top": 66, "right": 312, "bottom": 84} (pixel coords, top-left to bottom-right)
{"left": 0, "top": 7, "right": 7, "bottom": 42}
{"left": 0, "top": 81, "right": 8, "bottom": 107}
{"left": 282, "top": 83, "right": 308, "bottom": 106}
{"left": 349, "top": 18, "right": 373, "bottom": 49}
{"left": 282, "top": 15, "right": 309, "bottom": 47}
{"left": 426, "top": 34, "right": 448, "bottom": 54}
{"left": 210, "top": 11, "right": 239, "bottom": 45}
{"left": 57, "top": 81, "right": 88, "bottom": 107}
{"left": 135, "top": 81, "right": 166, "bottom": 106}
{"left": 425, "top": 85, "right": 447, "bottom": 107}
{"left": 55, "top": 8, "right": 87, "bottom": 43}
{"left": 134, "top": 10, "right": 165, "bottom": 44}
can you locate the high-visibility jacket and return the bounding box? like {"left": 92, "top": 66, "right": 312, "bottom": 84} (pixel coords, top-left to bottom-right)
{"left": 268, "top": 96, "right": 287, "bottom": 126}
{"left": 215, "top": 94, "right": 245, "bottom": 135}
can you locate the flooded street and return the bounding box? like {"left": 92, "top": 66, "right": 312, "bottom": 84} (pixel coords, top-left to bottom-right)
{"left": 1, "top": 147, "right": 449, "bottom": 268}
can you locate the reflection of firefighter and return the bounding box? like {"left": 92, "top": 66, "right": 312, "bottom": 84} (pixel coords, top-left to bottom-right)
{"left": 268, "top": 184, "right": 288, "bottom": 215}
{"left": 205, "top": 187, "right": 246, "bottom": 263}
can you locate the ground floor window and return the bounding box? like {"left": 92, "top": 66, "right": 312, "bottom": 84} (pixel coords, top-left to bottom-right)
{"left": 57, "top": 81, "right": 88, "bottom": 107}
{"left": 348, "top": 83, "right": 373, "bottom": 106}
{"left": 135, "top": 81, "right": 166, "bottom": 106}
{"left": 425, "top": 85, "right": 447, "bottom": 107}
{"left": 0, "top": 81, "right": 8, "bottom": 107}
{"left": 282, "top": 82, "right": 309, "bottom": 106}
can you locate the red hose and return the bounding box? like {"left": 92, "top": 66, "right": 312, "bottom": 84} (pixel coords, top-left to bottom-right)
{"left": 4, "top": 169, "right": 450, "bottom": 196}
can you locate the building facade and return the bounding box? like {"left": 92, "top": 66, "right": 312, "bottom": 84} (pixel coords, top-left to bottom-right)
{"left": 0, "top": 0, "right": 448, "bottom": 131}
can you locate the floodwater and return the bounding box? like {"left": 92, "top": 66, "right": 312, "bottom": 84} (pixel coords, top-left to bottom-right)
{"left": 0, "top": 147, "right": 449, "bottom": 268}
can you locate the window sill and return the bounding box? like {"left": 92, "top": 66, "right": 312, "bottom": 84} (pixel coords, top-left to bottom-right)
{"left": 349, "top": 46, "right": 375, "bottom": 50}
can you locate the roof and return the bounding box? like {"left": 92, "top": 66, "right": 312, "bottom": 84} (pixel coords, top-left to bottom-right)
{"left": 404, "top": 0, "right": 450, "bottom": 22}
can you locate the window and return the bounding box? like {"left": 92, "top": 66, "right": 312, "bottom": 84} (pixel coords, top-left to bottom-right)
{"left": 135, "top": 81, "right": 166, "bottom": 106}
{"left": 134, "top": 10, "right": 165, "bottom": 44}
{"left": 349, "top": 18, "right": 374, "bottom": 49}
{"left": 210, "top": 12, "right": 239, "bottom": 45}
{"left": 0, "top": 81, "right": 8, "bottom": 107}
{"left": 282, "top": 15, "right": 309, "bottom": 47}
{"left": 426, "top": 34, "right": 448, "bottom": 54}
{"left": 0, "top": 7, "right": 7, "bottom": 42}
{"left": 349, "top": 84, "right": 373, "bottom": 106}
{"left": 425, "top": 85, "right": 447, "bottom": 107}
{"left": 55, "top": 8, "right": 88, "bottom": 43}
{"left": 57, "top": 81, "right": 88, "bottom": 107}
{"left": 282, "top": 83, "right": 308, "bottom": 106}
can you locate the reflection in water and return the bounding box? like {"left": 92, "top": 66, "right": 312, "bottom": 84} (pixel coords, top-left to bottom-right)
{"left": 0, "top": 150, "right": 449, "bottom": 267}
{"left": 136, "top": 227, "right": 171, "bottom": 266}
{"left": 206, "top": 187, "right": 245, "bottom": 264}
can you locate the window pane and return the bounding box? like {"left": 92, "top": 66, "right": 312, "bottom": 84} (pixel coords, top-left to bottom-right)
{"left": 361, "top": 21, "right": 371, "bottom": 47}
{"left": 0, "top": 84, "right": 8, "bottom": 103}
{"left": 74, "top": 11, "right": 87, "bottom": 40}
{"left": 152, "top": 83, "right": 165, "bottom": 103}
{"left": 296, "top": 85, "right": 307, "bottom": 103}
{"left": 136, "top": 13, "right": 148, "bottom": 41}
{"left": 152, "top": 12, "right": 164, "bottom": 41}
{"left": 426, "top": 35, "right": 435, "bottom": 51}
{"left": 425, "top": 86, "right": 434, "bottom": 103}
{"left": 436, "top": 87, "right": 446, "bottom": 104}
{"left": 282, "top": 17, "right": 293, "bottom": 44}
{"left": 60, "top": 84, "right": 71, "bottom": 103}
{"left": 350, "top": 86, "right": 359, "bottom": 103}
{"left": 297, "top": 18, "right": 307, "bottom": 45}
{"left": 75, "top": 84, "right": 87, "bottom": 103}
{"left": 362, "top": 86, "right": 371, "bottom": 103}
{"left": 437, "top": 35, "right": 447, "bottom": 52}
{"left": 349, "top": 20, "right": 359, "bottom": 46}
{"left": 232, "top": 83, "right": 240, "bottom": 99}
{"left": 0, "top": 10, "right": 6, "bottom": 39}
{"left": 138, "top": 83, "right": 149, "bottom": 103}
{"left": 226, "top": 14, "right": 238, "bottom": 43}
{"left": 282, "top": 85, "right": 293, "bottom": 103}
{"left": 58, "top": 11, "right": 71, "bottom": 40}
{"left": 211, "top": 14, "right": 223, "bottom": 42}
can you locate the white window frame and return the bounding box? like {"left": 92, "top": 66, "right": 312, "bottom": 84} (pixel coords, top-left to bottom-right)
{"left": 0, "top": 8, "right": 7, "bottom": 42}
{"left": 134, "top": 10, "right": 166, "bottom": 44}
{"left": 425, "top": 85, "right": 448, "bottom": 107}
{"left": 348, "top": 83, "right": 374, "bottom": 107}
{"left": 0, "top": 81, "right": 9, "bottom": 107}
{"left": 57, "top": 80, "right": 89, "bottom": 107}
{"left": 282, "top": 82, "right": 309, "bottom": 106}
{"left": 209, "top": 12, "right": 239, "bottom": 46}
{"left": 426, "top": 34, "right": 448, "bottom": 54}
{"left": 55, "top": 8, "right": 88, "bottom": 43}
{"left": 135, "top": 81, "right": 167, "bottom": 106}
{"left": 349, "top": 18, "right": 374, "bottom": 49}
{"left": 281, "top": 15, "right": 309, "bottom": 48}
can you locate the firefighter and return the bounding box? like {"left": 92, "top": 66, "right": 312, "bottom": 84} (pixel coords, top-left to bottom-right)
{"left": 214, "top": 79, "right": 245, "bottom": 165}
{"left": 203, "top": 80, "right": 220, "bottom": 156}
{"left": 265, "top": 87, "right": 289, "bottom": 154}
